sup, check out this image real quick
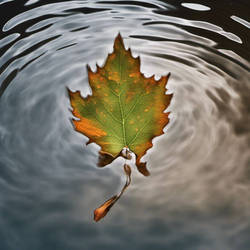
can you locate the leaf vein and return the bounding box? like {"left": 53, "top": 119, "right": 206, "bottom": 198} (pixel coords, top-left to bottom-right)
{"left": 128, "top": 119, "right": 151, "bottom": 147}
{"left": 124, "top": 92, "right": 146, "bottom": 121}
{"left": 102, "top": 104, "right": 122, "bottom": 124}
{"left": 92, "top": 113, "right": 123, "bottom": 141}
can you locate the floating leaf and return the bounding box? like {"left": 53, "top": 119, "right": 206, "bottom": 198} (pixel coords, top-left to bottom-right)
{"left": 68, "top": 33, "right": 173, "bottom": 221}
{"left": 68, "top": 33, "right": 172, "bottom": 176}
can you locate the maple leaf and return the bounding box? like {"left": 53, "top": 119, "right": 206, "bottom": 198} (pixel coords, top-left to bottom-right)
{"left": 68, "top": 33, "right": 173, "bottom": 176}
{"left": 67, "top": 34, "right": 173, "bottom": 221}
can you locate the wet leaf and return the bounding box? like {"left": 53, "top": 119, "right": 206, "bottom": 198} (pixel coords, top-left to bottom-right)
{"left": 68, "top": 33, "right": 172, "bottom": 176}
{"left": 68, "top": 33, "right": 173, "bottom": 221}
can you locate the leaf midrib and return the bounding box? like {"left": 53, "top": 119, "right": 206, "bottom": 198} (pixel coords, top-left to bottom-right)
{"left": 99, "top": 50, "right": 150, "bottom": 150}
{"left": 118, "top": 93, "right": 127, "bottom": 146}
{"left": 118, "top": 48, "right": 127, "bottom": 147}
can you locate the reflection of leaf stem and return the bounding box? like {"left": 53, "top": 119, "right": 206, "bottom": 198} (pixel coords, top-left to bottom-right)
{"left": 94, "top": 157, "right": 131, "bottom": 222}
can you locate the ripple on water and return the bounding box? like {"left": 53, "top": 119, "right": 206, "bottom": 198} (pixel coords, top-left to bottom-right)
{"left": 0, "top": 0, "right": 250, "bottom": 250}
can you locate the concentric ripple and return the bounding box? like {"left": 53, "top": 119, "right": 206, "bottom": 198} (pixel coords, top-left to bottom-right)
{"left": 0, "top": 0, "right": 249, "bottom": 250}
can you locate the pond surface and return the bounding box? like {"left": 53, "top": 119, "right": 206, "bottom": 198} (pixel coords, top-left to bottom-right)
{"left": 0, "top": 0, "right": 250, "bottom": 249}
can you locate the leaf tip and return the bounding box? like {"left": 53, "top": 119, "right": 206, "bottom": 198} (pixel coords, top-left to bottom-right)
{"left": 114, "top": 32, "right": 125, "bottom": 51}
{"left": 86, "top": 139, "right": 94, "bottom": 145}
{"left": 98, "top": 151, "right": 116, "bottom": 167}
{"left": 135, "top": 160, "right": 150, "bottom": 176}
{"left": 116, "top": 32, "right": 122, "bottom": 40}
{"left": 66, "top": 86, "right": 71, "bottom": 92}
{"left": 86, "top": 64, "right": 93, "bottom": 74}
{"left": 66, "top": 87, "right": 73, "bottom": 97}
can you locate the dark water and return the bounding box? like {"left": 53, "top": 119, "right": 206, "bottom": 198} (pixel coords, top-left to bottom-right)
{"left": 0, "top": 0, "right": 250, "bottom": 249}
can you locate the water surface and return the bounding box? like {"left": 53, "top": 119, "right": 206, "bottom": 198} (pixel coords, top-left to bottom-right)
{"left": 0, "top": 0, "right": 250, "bottom": 249}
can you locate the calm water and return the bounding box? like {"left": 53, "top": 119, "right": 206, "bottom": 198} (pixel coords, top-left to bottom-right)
{"left": 0, "top": 0, "right": 250, "bottom": 249}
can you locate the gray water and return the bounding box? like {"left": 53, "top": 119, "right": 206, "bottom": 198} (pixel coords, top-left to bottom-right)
{"left": 0, "top": 0, "right": 250, "bottom": 249}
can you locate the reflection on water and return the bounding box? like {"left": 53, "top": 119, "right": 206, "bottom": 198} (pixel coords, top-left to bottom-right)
{"left": 0, "top": 0, "right": 249, "bottom": 249}
{"left": 181, "top": 3, "right": 211, "bottom": 11}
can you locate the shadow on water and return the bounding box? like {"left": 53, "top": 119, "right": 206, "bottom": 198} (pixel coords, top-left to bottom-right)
{"left": 0, "top": 0, "right": 250, "bottom": 249}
